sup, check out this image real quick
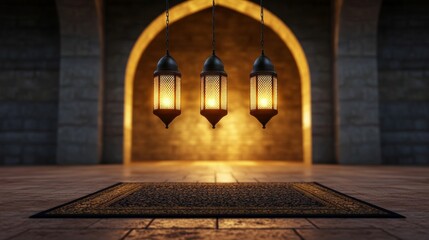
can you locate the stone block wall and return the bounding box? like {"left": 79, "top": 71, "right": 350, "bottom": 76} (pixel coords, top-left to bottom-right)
{"left": 132, "top": 8, "right": 302, "bottom": 161}
{"left": 55, "top": 0, "right": 104, "bottom": 164}
{"left": 378, "top": 0, "right": 429, "bottom": 164}
{"left": 334, "top": 0, "right": 383, "bottom": 164}
{"left": 0, "top": 0, "right": 60, "bottom": 164}
{"left": 105, "top": 0, "right": 334, "bottom": 163}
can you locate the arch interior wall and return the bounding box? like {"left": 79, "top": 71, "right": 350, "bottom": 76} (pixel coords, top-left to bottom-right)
{"left": 132, "top": 7, "right": 302, "bottom": 161}
{"left": 105, "top": 0, "right": 333, "bottom": 164}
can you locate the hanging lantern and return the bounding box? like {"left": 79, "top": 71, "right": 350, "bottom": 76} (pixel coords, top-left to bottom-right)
{"left": 200, "top": 55, "right": 227, "bottom": 129}
{"left": 250, "top": 0, "right": 278, "bottom": 128}
{"left": 153, "top": 0, "right": 181, "bottom": 128}
{"left": 250, "top": 55, "right": 277, "bottom": 128}
{"left": 200, "top": 0, "right": 228, "bottom": 128}
{"left": 153, "top": 55, "right": 181, "bottom": 128}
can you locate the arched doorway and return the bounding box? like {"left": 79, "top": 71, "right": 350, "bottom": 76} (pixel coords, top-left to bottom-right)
{"left": 123, "top": 0, "right": 312, "bottom": 164}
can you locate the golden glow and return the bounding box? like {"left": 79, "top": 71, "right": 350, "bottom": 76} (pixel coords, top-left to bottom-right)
{"left": 259, "top": 98, "right": 269, "bottom": 108}
{"left": 207, "top": 98, "right": 216, "bottom": 108}
{"left": 131, "top": 160, "right": 304, "bottom": 167}
{"left": 190, "top": 160, "right": 258, "bottom": 167}
{"left": 201, "top": 75, "right": 227, "bottom": 110}
{"left": 124, "top": 0, "right": 312, "bottom": 165}
{"left": 154, "top": 75, "right": 179, "bottom": 110}
{"left": 161, "top": 98, "right": 173, "bottom": 108}
{"left": 250, "top": 75, "right": 277, "bottom": 110}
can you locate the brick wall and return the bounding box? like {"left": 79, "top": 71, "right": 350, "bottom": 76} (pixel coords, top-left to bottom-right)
{"left": 132, "top": 8, "right": 302, "bottom": 161}
{"left": 378, "top": 0, "right": 429, "bottom": 164}
{"left": 0, "top": 0, "right": 59, "bottom": 164}
{"left": 105, "top": 0, "right": 333, "bottom": 163}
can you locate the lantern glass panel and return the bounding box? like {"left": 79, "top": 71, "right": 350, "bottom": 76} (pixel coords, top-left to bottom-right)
{"left": 200, "top": 77, "right": 204, "bottom": 111}
{"left": 154, "top": 76, "right": 159, "bottom": 110}
{"left": 221, "top": 76, "right": 227, "bottom": 110}
{"left": 154, "top": 75, "right": 180, "bottom": 110}
{"left": 257, "top": 75, "right": 273, "bottom": 109}
{"left": 201, "top": 75, "right": 227, "bottom": 110}
{"left": 250, "top": 75, "right": 277, "bottom": 110}
{"left": 250, "top": 76, "right": 256, "bottom": 110}
{"left": 205, "top": 75, "right": 220, "bottom": 109}
{"left": 176, "top": 76, "right": 181, "bottom": 110}
{"left": 273, "top": 76, "right": 277, "bottom": 110}
{"left": 160, "top": 75, "right": 175, "bottom": 109}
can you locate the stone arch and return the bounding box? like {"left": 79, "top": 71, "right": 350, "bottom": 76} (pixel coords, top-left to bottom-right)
{"left": 123, "top": 0, "right": 312, "bottom": 165}
{"left": 333, "top": 0, "right": 383, "bottom": 164}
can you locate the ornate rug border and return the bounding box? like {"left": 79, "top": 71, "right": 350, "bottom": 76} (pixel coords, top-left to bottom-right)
{"left": 30, "top": 182, "right": 405, "bottom": 219}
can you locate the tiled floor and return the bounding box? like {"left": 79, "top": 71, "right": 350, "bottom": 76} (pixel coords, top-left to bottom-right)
{"left": 0, "top": 161, "right": 428, "bottom": 240}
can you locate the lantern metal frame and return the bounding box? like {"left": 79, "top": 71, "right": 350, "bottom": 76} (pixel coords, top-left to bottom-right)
{"left": 249, "top": 0, "right": 278, "bottom": 128}
{"left": 250, "top": 54, "right": 278, "bottom": 128}
{"left": 200, "top": 54, "right": 228, "bottom": 129}
{"left": 153, "top": 0, "right": 181, "bottom": 129}
{"left": 200, "top": 0, "right": 228, "bottom": 129}
{"left": 153, "top": 55, "right": 181, "bottom": 128}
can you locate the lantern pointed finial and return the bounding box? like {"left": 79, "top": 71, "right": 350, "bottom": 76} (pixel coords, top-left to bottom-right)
{"left": 250, "top": 109, "right": 278, "bottom": 129}
{"left": 153, "top": 109, "right": 181, "bottom": 129}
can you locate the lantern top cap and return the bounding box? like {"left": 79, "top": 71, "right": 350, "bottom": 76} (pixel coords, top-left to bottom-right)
{"left": 154, "top": 54, "right": 180, "bottom": 75}
{"left": 251, "top": 54, "right": 276, "bottom": 75}
{"left": 201, "top": 54, "right": 226, "bottom": 75}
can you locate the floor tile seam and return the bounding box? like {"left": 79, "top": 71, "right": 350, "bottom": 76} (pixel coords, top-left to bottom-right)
{"left": 145, "top": 219, "right": 155, "bottom": 229}
{"left": 119, "top": 229, "right": 133, "bottom": 240}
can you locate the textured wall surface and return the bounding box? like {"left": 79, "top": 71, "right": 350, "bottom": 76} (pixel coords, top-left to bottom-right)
{"left": 335, "top": 0, "right": 383, "bottom": 164}
{"left": 0, "top": 0, "right": 59, "bottom": 164}
{"left": 105, "top": 0, "right": 333, "bottom": 163}
{"left": 378, "top": 0, "right": 429, "bottom": 164}
{"left": 132, "top": 8, "right": 302, "bottom": 161}
{"left": 1, "top": 0, "right": 428, "bottom": 165}
{"left": 56, "top": 0, "right": 104, "bottom": 164}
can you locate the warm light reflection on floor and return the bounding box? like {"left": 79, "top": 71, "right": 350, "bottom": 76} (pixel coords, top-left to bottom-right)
{"left": 128, "top": 161, "right": 305, "bottom": 182}
{"left": 130, "top": 160, "right": 304, "bottom": 167}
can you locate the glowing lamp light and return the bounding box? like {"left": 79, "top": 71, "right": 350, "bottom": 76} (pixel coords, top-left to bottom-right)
{"left": 207, "top": 98, "right": 217, "bottom": 108}
{"left": 200, "top": 54, "right": 228, "bottom": 128}
{"left": 153, "top": 54, "right": 181, "bottom": 128}
{"left": 250, "top": 54, "right": 278, "bottom": 128}
{"left": 161, "top": 97, "right": 173, "bottom": 107}
{"left": 259, "top": 98, "right": 269, "bottom": 108}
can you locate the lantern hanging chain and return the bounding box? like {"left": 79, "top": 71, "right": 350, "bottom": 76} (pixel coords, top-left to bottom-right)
{"left": 260, "top": 0, "right": 264, "bottom": 55}
{"left": 212, "top": 0, "right": 216, "bottom": 55}
{"left": 165, "top": 0, "right": 170, "bottom": 55}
